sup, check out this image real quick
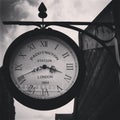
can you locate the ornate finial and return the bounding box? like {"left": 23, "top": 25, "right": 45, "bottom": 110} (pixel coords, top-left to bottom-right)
{"left": 38, "top": 2, "right": 47, "bottom": 21}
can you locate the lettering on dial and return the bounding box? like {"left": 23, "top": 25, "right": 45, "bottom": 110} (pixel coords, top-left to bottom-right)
{"left": 27, "top": 43, "right": 36, "bottom": 51}
{"left": 62, "top": 52, "right": 69, "bottom": 58}
{"left": 57, "top": 85, "right": 63, "bottom": 93}
{"left": 27, "top": 85, "right": 36, "bottom": 94}
{"left": 17, "top": 75, "right": 26, "bottom": 85}
{"left": 54, "top": 44, "right": 59, "bottom": 50}
{"left": 18, "top": 52, "right": 26, "bottom": 59}
{"left": 15, "top": 64, "right": 22, "bottom": 71}
{"left": 40, "top": 41, "right": 48, "bottom": 47}
{"left": 41, "top": 88, "right": 49, "bottom": 96}
{"left": 64, "top": 74, "right": 72, "bottom": 82}
{"left": 66, "top": 63, "right": 74, "bottom": 70}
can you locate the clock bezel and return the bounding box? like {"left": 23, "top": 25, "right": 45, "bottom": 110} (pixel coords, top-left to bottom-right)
{"left": 3, "top": 28, "right": 85, "bottom": 110}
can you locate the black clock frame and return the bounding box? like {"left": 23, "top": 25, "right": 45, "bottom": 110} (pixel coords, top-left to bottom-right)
{"left": 3, "top": 28, "right": 85, "bottom": 110}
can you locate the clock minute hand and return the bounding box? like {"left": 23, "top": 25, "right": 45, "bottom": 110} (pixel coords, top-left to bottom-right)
{"left": 22, "top": 66, "right": 43, "bottom": 76}
{"left": 23, "top": 70, "right": 34, "bottom": 76}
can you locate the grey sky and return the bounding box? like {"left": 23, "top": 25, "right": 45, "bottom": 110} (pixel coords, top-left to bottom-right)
{"left": 0, "top": 0, "right": 111, "bottom": 120}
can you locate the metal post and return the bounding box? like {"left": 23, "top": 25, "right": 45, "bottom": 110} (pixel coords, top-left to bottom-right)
{"left": 112, "top": 0, "right": 120, "bottom": 84}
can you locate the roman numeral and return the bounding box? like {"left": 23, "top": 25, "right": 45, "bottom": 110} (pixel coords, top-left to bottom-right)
{"left": 64, "top": 75, "right": 72, "bottom": 82}
{"left": 18, "top": 52, "right": 26, "bottom": 59}
{"left": 66, "top": 63, "right": 74, "bottom": 70}
{"left": 62, "top": 52, "right": 69, "bottom": 58}
{"left": 27, "top": 43, "right": 36, "bottom": 51}
{"left": 54, "top": 44, "right": 59, "bottom": 50}
{"left": 41, "top": 88, "right": 49, "bottom": 96}
{"left": 15, "top": 64, "right": 22, "bottom": 70}
{"left": 40, "top": 41, "right": 48, "bottom": 47}
{"left": 17, "top": 75, "right": 26, "bottom": 85}
{"left": 27, "top": 85, "right": 36, "bottom": 94}
{"left": 57, "top": 85, "right": 63, "bottom": 92}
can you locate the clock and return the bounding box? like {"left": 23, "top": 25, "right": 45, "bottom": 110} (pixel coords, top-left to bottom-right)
{"left": 3, "top": 28, "right": 85, "bottom": 110}
{"left": 95, "top": 25, "right": 115, "bottom": 41}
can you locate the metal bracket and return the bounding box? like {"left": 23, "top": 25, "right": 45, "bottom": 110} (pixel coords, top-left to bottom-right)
{"left": 2, "top": 2, "right": 120, "bottom": 71}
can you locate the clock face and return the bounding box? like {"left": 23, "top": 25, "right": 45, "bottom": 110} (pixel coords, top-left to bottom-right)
{"left": 95, "top": 25, "right": 115, "bottom": 41}
{"left": 9, "top": 36, "right": 79, "bottom": 99}
{"left": 3, "top": 29, "right": 85, "bottom": 110}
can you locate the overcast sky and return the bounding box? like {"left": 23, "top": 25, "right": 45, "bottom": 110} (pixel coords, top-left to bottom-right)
{"left": 0, "top": 0, "right": 111, "bottom": 120}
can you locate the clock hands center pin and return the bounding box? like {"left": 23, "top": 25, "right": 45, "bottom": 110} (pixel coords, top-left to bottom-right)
{"left": 42, "top": 64, "right": 62, "bottom": 73}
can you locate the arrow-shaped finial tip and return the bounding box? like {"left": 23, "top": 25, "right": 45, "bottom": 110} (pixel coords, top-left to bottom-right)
{"left": 39, "top": 2, "right": 47, "bottom": 11}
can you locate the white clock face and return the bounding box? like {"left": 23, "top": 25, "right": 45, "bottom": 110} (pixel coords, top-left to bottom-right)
{"left": 9, "top": 36, "right": 79, "bottom": 99}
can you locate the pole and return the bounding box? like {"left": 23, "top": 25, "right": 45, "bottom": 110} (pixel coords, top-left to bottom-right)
{"left": 112, "top": 0, "right": 120, "bottom": 84}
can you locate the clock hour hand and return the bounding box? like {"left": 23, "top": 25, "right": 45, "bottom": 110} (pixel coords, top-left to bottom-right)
{"left": 50, "top": 66, "right": 62, "bottom": 73}
{"left": 42, "top": 65, "right": 62, "bottom": 73}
